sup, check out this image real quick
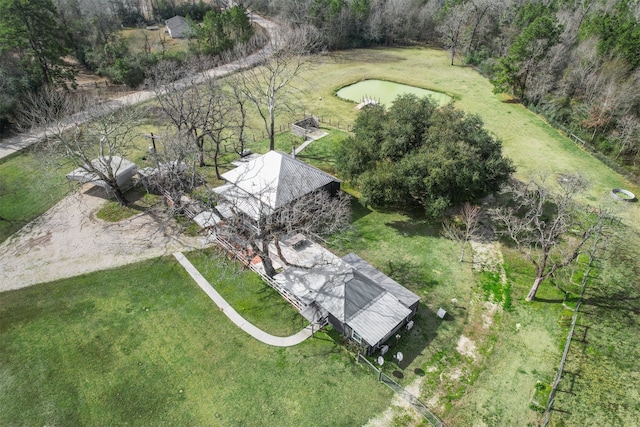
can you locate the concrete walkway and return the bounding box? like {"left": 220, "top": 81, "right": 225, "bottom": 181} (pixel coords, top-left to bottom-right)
{"left": 292, "top": 130, "right": 329, "bottom": 156}
{"left": 173, "top": 252, "right": 315, "bottom": 347}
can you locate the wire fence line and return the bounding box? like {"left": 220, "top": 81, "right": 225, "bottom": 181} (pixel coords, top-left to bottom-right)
{"left": 356, "top": 353, "right": 447, "bottom": 427}
{"left": 541, "top": 220, "right": 610, "bottom": 426}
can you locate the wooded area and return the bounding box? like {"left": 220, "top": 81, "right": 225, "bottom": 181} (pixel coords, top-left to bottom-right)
{"left": 257, "top": 0, "right": 640, "bottom": 176}
{"left": 1, "top": 0, "right": 639, "bottom": 174}
{"left": 0, "top": 0, "right": 252, "bottom": 130}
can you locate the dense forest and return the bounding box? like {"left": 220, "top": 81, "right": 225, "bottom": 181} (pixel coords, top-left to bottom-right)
{"left": 1, "top": 0, "right": 639, "bottom": 175}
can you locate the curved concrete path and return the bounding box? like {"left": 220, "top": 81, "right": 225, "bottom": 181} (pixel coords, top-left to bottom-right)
{"left": 173, "top": 252, "right": 314, "bottom": 347}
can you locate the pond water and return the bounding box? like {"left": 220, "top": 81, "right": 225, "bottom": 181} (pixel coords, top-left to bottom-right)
{"left": 336, "top": 79, "right": 452, "bottom": 107}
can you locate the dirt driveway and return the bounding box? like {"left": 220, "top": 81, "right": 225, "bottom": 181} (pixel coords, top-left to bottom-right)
{"left": 0, "top": 185, "right": 206, "bottom": 292}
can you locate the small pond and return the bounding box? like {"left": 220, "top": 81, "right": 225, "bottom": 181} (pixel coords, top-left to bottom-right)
{"left": 336, "top": 79, "right": 452, "bottom": 107}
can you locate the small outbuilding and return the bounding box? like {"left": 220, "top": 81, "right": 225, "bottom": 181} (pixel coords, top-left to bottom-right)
{"left": 165, "top": 16, "right": 194, "bottom": 39}
{"left": 66, "top": 156, "right": 137, "bottom": 193}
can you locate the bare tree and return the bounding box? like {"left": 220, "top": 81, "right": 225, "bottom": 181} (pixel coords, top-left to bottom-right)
{"left": 138, "top": 132, "right": 204, "bottom": 210}
{"left": 229, "top": 82, "right": 250, "bottom": 157}
{"left": 442, "top": 202, "right": 482, "bottom": 262}
{"left": 492, "top": 173, "right": 614, "bottom": 301}
{"left": 17, "top": 87, "right": 142, "bottom": 206}
{"left": 613, "top": 114, "right": 640, "bottom": 160}
{"left": 147, "top": 59, "right": 234, "bottom": 174}
{"left": 212, "top": 181, "right": 350, "bottom": 277}
{"left": 464, "top": 0, "right": 500, "bottom": 56}
{"left": 234, "top": 24, "right": 323, "bottom": 151}
{"left": 438, "top": 3, "right": 469, "bottom": 66}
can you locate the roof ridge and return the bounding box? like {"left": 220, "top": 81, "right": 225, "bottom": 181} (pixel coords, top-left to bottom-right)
{"left": 274, "top": 150, "right": 341, "bottom": 181}
{"left": 346, "top": 288, "right": 388, "bottom": 323}
{"left": 343, "top": 268, "right": 385, "bottom": 322}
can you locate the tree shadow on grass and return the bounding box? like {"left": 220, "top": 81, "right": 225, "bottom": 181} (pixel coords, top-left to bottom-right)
{"left": 384, "top": 258, "right": 441, "bottom": 294}
{"left": 385, "top": 259, "right": 438, "bottom": 291}
{"left": 84, "top": 185, "right": 153, "bottom": 213}
{"left": 582, "top": 292, "right": 640, "bottom": 314}
{"left": 350, "top": 196, "right": 372, "bottom": 223}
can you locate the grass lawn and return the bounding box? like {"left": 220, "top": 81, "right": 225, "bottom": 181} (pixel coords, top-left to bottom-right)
{"left": 0, "top": 149, "right": 68, "bottom": 243}
{"left": 2, "top": 45, "right": 640, "bottom": 426}
{"left": 185, "top": 248, "right": 308, "bottom": 336}
{"left": 0, "top": 256, "right": 392, "bottom": 426}
{"left": 119, "top": 27, "right": 189, "bottom": 59}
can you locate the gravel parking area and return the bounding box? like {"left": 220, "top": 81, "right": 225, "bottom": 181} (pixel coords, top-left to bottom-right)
{"left": 0, "top": 185, "right": 205, "bottom": 292}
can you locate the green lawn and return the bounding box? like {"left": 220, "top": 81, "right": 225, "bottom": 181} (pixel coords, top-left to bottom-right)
{"left": 2, "top": 45, "right": 640, "bottom": 426}
{"left": 186, "top": 248, "right": 308, "bottom": 336}
{"left": 0, "top": 149, "right": 68, "bottom": 243}
{"left": 0, "top": 256, "right": 392, "bottom": 426}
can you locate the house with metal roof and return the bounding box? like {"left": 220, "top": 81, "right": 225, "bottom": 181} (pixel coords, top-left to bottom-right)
{"left": 165, "top": 16, "right": 194, "bottom": 39}
{"left": 213, "top": 151, "right": 340, "bottom": 222}
{"left": 272, "top": 236, "right": 419, "bottom": 355}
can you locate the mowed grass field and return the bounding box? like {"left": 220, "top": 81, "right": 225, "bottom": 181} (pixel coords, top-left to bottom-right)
{"left": 1, "top": 45, "right": 639, "bottom": 426}
{"left": 246, "top": 46, "right": 640, "bottom": 425}
{"left": 0, "top": 150, "right": 68, "bottom": 243}
{"left": 0, "top": 257, "right": 392, "bottom": 426}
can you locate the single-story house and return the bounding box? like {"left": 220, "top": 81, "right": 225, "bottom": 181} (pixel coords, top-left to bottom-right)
{"left": 213, "top": 150, "right": 341, "bottom": 222}
{"left": 66, "top": 156, "right": 137, "bottom": 193}
{"left": 272, "top": 235, "right": 420, "bottom": 355}
{"left": 165, "top": 16, "right": 194, "bottom": 39}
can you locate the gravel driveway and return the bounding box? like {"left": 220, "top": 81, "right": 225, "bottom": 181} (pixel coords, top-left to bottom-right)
{"left": 0, "top": 185, "right": 205, "bottom": 292}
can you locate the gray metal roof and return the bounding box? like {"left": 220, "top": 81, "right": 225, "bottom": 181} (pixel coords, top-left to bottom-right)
{"left": 165, "top": 16, "right": 193, "bottom": 38}
{"left": 347, "top": 293, "right": 411, "bottom": 347}
{"left": 66, "top": 156, "right": 137, "bottom": 189}
{"left": 342, "top": 253, "right": 420, "bottom": 308}
{"left": 344, "top": 272, "right": 385, "bottom": 320}
{"left": 273, "top": 238, "right": 418, "bottom": 348}
{"left": 220, "top": 151, "right": 339, "bottom": 215}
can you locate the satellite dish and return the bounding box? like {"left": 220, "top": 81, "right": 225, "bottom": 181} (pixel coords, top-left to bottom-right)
{"left": 406, "top": 320, "right": 414, "bottom": 330}
{"left": 395, "top": 352, "right": 404, "bottom": 362}
{"left": 377, "top": 356, "right": 385, "bottom": 366}
{"left": 380, "top": 345, "right": 389, "bottom": 355}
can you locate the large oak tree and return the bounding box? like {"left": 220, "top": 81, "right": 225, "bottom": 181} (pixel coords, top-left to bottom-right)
{"left": 336, "top": 94, "right": 514, "bottom": 217}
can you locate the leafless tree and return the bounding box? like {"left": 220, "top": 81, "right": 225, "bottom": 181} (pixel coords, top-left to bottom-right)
{"left": 229, "top": 82, "right": 250, "bottom": 157}
{"left": 438, "top": 3, "right": 469, "bottom": 66}
{"left": 212, "top": 183, "right": 350, "bottom": 277}
{"left": 147, "top": 59, "right": 234, "bottom": 175}
{"left": 442, "top": 202, "right": 482, "bottom": 262}
{"left": 613, "top": 114, "right": 640, "bottom": 160}
{"left": 17, "top": 87, "right": 143, "bottom": 206}
{"left": 491, "top": 173, "right": 615, "bottom": 301}
{"left": 464, "top": 0, "right": 501, "bottom": 56}
{"left": 138, "top": 132, "right": 204, "bottom": 211}
{"left": 234, "top": 24, "right": 323, "bottom": 151}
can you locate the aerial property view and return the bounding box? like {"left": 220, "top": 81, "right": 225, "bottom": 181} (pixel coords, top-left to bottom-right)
{"left": 1, "top": 1, "right": 639, "bottom": 426}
